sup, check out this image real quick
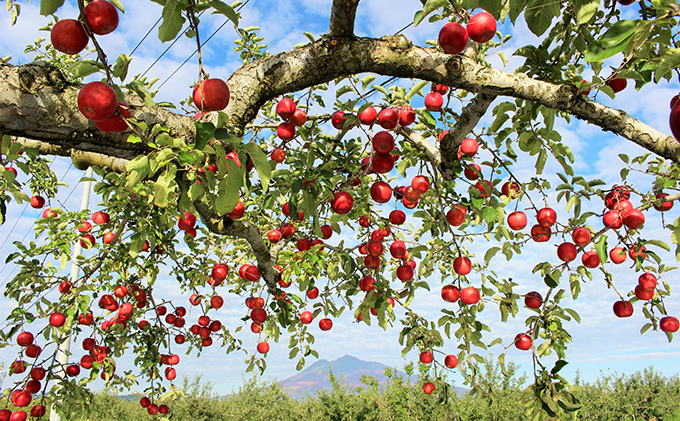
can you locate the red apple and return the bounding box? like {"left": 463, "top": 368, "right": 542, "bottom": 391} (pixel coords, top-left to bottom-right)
{"left": 475, "top": 180, "right": 494, "bottom": 198}
{"left": 257, "top": 342, "right": 269, "bottom": 354}
{"left": 613, "top": 300, "right": 634, "bottom": 317}
{"left": 280, "top": 223, "right": 295, "bottom": 238}
{"left": 419, "top": 351, "right": 433, "bottom": 364}
{"left": 424, "top": 92, "right": 443, "bottom": 111}
{"left": 251, "top": 308, "right": 267, "bottom": 324}
{"left": 411, "top": 175, "right": 430, "bottom": 193}
{"left": 609, "top": 247, "right": 627, "bottom": 264}
{"left": 95, "top": 102, "right": 131, "bottom": 133}
{"left": 276, "top": 98, "right": 296, "bottom": 120}
{"left": 331, "top": 191, "right": 353, "bottom": 214}
{"left": 239, "top": 264, "right": 261, "bottom": 282}
{"left": 423, "top": 382, "right": 435, "bottom": 394}
{"left": 25, "top": 344, "right": 41, "bottom": 358}
{"left": 572, "top": 227, "right": 591, "bottom": 246}
{"left": 319, "top": 318, "right": 333, "bottom": 331}
{"left": 606, "top": 77, "right": 627, "bottom": 93}
{"left": 654, "top": 193, "right": 674, "bottom": 211}
{"left": 78, "top": 81, "right": 118, "bottom": 121}
{"left": 30, "top": 367, "right": 45, "bottom": 381}
{"left": 634, "top": 285, "right": 654, "bottom": 301}
{"left": 193, "top": 79, "right": 230, "bottom": 112}
{"left": 466, "top": 11, "right": 497, "bottom": 43}
{"left": 453, "top": 256, "right": 472, "bottom": 275}
{"left": 660, "top": 316, "right": 679, "bottom": 333}
{"left": 277, "top": 122, "right": 296, "bottom": 140}
{"left": 582, "top": 250, "right": 600, "bottom": 268}
{"left": 389, "top": 210, "right": 406, "bottom": 225}
{"left": 464, "top": 163, "right": 481, "bottom": 180}
{"left": 227, "top": 200, "right": 245, "bottom": 219}
{"left": 442, "top": 285, "right": 460, "bottom": 303}
{"left": 623, "top": 208, "right": 645, "bottom": 230}
{"left": 638, "top": 273, "right": 657, "bottom": 290}
{"left": 211, "top": 263, "right": 229, "bottom": 282}
{"left": 525, "top": 291, "right": 543, "bottom": 309}
{"left": 446, "top": 205, "right": 466, "bottom": 226}
{"left": 396, "top": 264, "right": 414, "bottom": 281}
{"left": 49, "top": 312, "right": 66, "bottom": 327}
{"left": 372, "top": 153, "right": 395, "bottom": 173}
{"left": 300, "top": 311, "right": 313, "bottom": 324}
{"left": 331, "top": 111, "right": 347, "bottom": 129}
{"left": 398, "top": 106, "right": 416, "bottom": 126}
{"left": 557, "top": 242, "right": 577, "bottom": 262}
{"left": 602, "top": 210, "right": 623, "bottom": 229}
{"left": 507, "top": 211, "right": 527, "bottom": 230}
{"left": 51, "top": 19, "right": 88, "bottom": 55}
{"left": 271, "top": 148, "right": 286, "bottom": 163}
{"left": 433, "top": 84, "right": 448, "bottom": 94}
{"left": 444, "top": 354, "right": 458, "bottom": 368}
{"left": 84, "top": 0, "right": 119, "bottom": 35}
{"left": 514, "top": 333, "right": 532, "bottom": 350}
{"left": 267, "top": 229, "right": 282, "bottom": 243}
{"left": 66, "top": 364, "right": 80, "bottom": 377}
{"left": 92, "top": 211, "right": 110, "bottom": 224}
{"left": 460, "top": 286, "right": 480, "bottom": 305}
{"left": 178, "top": 212, "right": 197, "bottom": 231}
{"left": 307, "top": 287, "right": 319, "bottom": 299}
{"left": 372, "top": 131, "right": 395, "bottom": 154}
{"left": 359, "top": 106, "right": 377, "bottom": 125}
{"left": 537, "top": 208, "right": 557, "bottom": 227}
{"left": 30, "top": 196, "right": 45, "bottom": 209}
{"left": 42, "top": 208, "right": 57, "bottom": 218}
{"left": 439, "top": 22, "right": 469, "bottom": 54}
{"left": 390, "top": 241, "right": 407, "bottom": 259}
{"left": 378, "top": 108, "right": 398, "bottom": 129}
{"left": 501, "top": 181, "right": 520, "bottom": 198}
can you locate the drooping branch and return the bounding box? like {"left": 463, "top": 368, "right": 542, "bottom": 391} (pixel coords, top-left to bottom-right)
{"left": 439, "top": 93, "right": 497, "bottom": 180}
{"left": 329, "top": 0, "right": 360, "bottom": 38}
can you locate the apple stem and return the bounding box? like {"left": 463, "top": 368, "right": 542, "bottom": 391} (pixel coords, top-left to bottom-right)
{"left": 76, "top": 0, "right": 115, "bottom": 86}
{"left": 187, "top": 1, "right": 208, "bottom": 82}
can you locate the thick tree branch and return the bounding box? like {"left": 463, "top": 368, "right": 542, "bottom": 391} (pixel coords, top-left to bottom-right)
{"left": 329, "top": 0, "right": 360, "bottom": 38}
{"left": 17, "top": 138, "right": 129, "bottom": 172}
{"left": 439, "top": 93, "right": 497, "bottom": 180}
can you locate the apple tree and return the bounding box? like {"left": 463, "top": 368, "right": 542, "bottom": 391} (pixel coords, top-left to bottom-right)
{"left": 1, "top": 0, "right": 680, "bottom": 419}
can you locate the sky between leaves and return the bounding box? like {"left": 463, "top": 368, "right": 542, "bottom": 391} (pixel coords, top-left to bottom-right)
{"left": 0, "top": 0, "right": 679, "bottom": 395}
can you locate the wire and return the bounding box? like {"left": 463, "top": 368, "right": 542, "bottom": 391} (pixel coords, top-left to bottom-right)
{"left": 129, "top": 16, "right": 163, "bottom": 56}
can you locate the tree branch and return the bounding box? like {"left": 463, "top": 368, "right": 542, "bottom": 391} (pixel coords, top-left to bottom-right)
{"left": 329, "top": 0, "right": 360, "bottom": 38}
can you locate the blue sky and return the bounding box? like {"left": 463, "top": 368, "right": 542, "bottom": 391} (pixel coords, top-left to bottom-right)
{"left": 1, "top": 0, "right": 679, "bottom": 397}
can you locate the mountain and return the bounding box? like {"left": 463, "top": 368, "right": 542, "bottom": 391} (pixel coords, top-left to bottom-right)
{"left": 280, "top": 354, "right": 466, "bottom": 400}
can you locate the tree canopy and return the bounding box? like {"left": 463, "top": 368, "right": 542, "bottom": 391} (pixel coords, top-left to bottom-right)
{"left": 1, "top": 0, "right": 680, "bottom": 419}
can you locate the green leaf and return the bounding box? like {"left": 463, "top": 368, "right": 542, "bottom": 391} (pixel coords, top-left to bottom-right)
{"left": 584, "top": 20, "right": 639, "bottom": 62}
{"left": 405, "top": 80, "right": 429, "bottom": 102}
{"left": 574, "top": 0, "right": 599, "bottom": 24}
{"left": 544, "top": 273, "right": 559, "bottom": 288}
{"left": 112, "top": 54, "right": 132, "bottom": 82}
{"left": 215, "top": 161, "right": 243, "bottom": 214}
{"left": 361, "top": 75, "right": 376, "bottom": 90}
{"left": 484, "top": 247, "right": 500, "bottom": 264}
{"left": 645, "top": 239, "right": 671, "bottom": 252}
{"left": 209, "top": 0, "right": 240, "bottom": 25}
{"left": 69, "top": 61, "right": 102, "bottom": 79}
{"left": 242, "top": 143, "right": 271, "bottom": 192}
{"left": 535, "top": 149, "right": 547, "bottom": 175}
{"left": 336, "top": 85, "right": 353, "bottom": 98}
{"left": 564, "top": 308, "right": 581, "bottom": 323}
{"left": 109, "top": 0, "right": 125, "bottom": 12}
{"left": 413, "top": 10, "right": 424, "bottom": 26}
{"left": 40, "top": 0, "right": 64, "bottom": 15}
{"left": 422, "top": 0, "right": 448, "bottom": 19}
{"left": 524, "top": 0, "right": 559, "bottom": 36}
{"left": 655, "top": 49, "right": 680, "bottom": 83}
{"left": 595, "top": 235, "right": 608, "bottom": 265}
{"left": 158, "top": 0, "right": 186, "bottom": 43}
{"left": 303, "top": 32, "right": 316, "bottom": 43}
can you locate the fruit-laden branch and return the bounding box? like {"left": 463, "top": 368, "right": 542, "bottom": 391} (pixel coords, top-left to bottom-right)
{"left": 3, "top": 35, "right": 679, "bottom": 170}
{"left": 191, "top": 199, "right": 281, "bottom": 294}
{"left": 329, "top": 0, "right": 360, "bottom": 38}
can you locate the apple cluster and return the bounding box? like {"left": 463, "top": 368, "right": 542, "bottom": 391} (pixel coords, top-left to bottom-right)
{"left": 438, "top": 11, "right": 497, "bottom": 56}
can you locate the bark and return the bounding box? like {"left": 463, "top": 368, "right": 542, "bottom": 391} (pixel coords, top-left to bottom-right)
{"left": 329, "top": 0, "right": 360, "bottom": 38}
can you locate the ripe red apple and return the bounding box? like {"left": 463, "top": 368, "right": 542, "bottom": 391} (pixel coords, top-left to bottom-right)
{"left": 654, "top": 193, "right": 674, "bottom": 211}
{"left": 660, "top": 316, "right": 679, "bottom": 333}
{"left": 433, "top": 84, "right": 448, "bottom": 94}
{"left": 178, "top": 212, "right": 197, "bottom": 231}
{"left": 359, "top": 106, "right": 377, "bottom": 125}
{"left": 251, "top": 308, "right": 267, "bottom": 324}
{"left": 446, "top": 205, "right": 466, "bottom": 226}
{"left": 42, "top": 208, "right": 57, "bottom": 218}
{"left": 398, "top": 106, "right": 416, "bottom": 126}
{"left": 331, "top": 191, "right": 353, "bottom": 214}
{"left": 423, "top": 382, "right": 435, "bottom": 394}
{"left": 372, "top": 131, "right": 395, "bottom": 154}
{"left": 582, "top": 250, "right": 600, "bottom": 268}
{"left": 276, "top": 98, "right": 296, "bottom": 120}
{"left": 634, "top": 285, "right": 654, "bottom": 301}
{"left": 193, "top": 79, "right": 230, "bottom": 112}
{"left": 30, "top": 367, "right": 45, "bottom": 381}
{"left": 300, "top": 311, "right": 313, "bottom": 324}
{"left": 239, "top": 264, "right": 261, "bottom": 282}
{"left": 257, "top": 342, "right": 269, "bottom": 354}
{"left": 78, "top": 81, "right": 118, "bottom": 121}
{"left": 396, "top": 264, "right": 414, "bottom": 281}
{"left": 210, "top": 295, "right": 223, "bottom": 309}
{"left": 411, "top": 175, "right": 430, "bottom": 193}
{"left": 24, "top": 343, "right": 40, "bottom": 357}
{"left": 453, "top": 256, "right": 472, "bottom": 275}
{"left": 557, "top": 242, "right": 577, "bottom": 262}
{"left": 579, "top": 79, "right": 591, "bottom": 95}
{"left": 419, "top": 351, "right": 433, "bottom": 364}
{"left": 439, "top": 22, "right": 469, "bottom": 54}
{"left": 95, "top": 102, "right": 131, "bottom": 133}
{"left": 466, "top": 11, "right": 497, "bottom": 43}
{"left": 475, "top": 180, "right": 494, "bottom": 198}
{"left": 629, "top": 243, "right": 647, "bottom": 260}
{"left": 638, "top": 273, "right": 657, "bottom": 290}
{"left": 51, "top": 19, "right": 88, "bottom": 55}
{"left": 281, "top": 223, "right": 295, "bottom": 238}
{"left": 17, "top": 332, "right": 33, "bottom": 347}
{"left": 227, "top": 200, "right": 245, "bottom": 220}
{"left": 211, "top": 263, "right": 229, "bottom": 282}
{"left": 84, "top": 0, "right": 119, "bottom": 35}
{"left": 444, "top": 354, "right": 458, "bottom": 368}
{"left": 271, "top": 148, "right": 286, "bottom": 163}
{"left": 606, "top": 77, "right": 627, "bottom": 93}
{"left": 66, "top": 364, "right": 80, "bottom": 377}
{"left": 424, "top": 92, "right": 443, "bottom": 111}
{"left": 460, "top": 286, "right": 480, "bottom": 305}
{"left": 459, "top": 137, "right": 479, "bottom": 156}
{"left": 623, "top": 208, "right": 645, "bottom": 230}
{"left": 307, "top": 287, "right": 319, "bottom": 299}
{"left": 92, "top": 211, "right": 110, "bottom": 224}
{"left": 514, "top": 333, "right": 532, "bottom": 350}
{"left": 331, "top": 111, "right": 347, "bottom": 129}
{"left": 572, "top": 227, "right": 591, "bottom": 246}
{"left": 613, "top": 300, "right": 634, "bottom": 317}
{"left": 507, "top": 211, "right": 527, "bottom": 230}
{"left": 319, "top": 318, "right": 333, "bottom": 331}
{"left": 0, "top": 409, "right": 9, "bottom": 421}
{"left": 389, "top": 210, "right": 406, "bottom": 225}
{"left": 30, "top": 405, "right": 46, "bottom": 418}
{"left": 49, "top": 312, "right": 66, "bottom": 327}
{"left": 319, "top": 224, "right": 333, "bottom": 239}
{"left": 464, "top": 163, "right": 481, "bottom": 180}
{"left": 13, "top": 391, "right": 31, "bottom": 407}
{"left": 277, "top": 122, "right": 296, "bottom": 140}
{"left": 609, "top": 247, "right": 627, "bottom": 264}
{"left": 372, "top": 153, "right": 395, "bottom": 173}
{"left": 441, "top": 285, "right": 460, "bottom": 303}
{"left": 287, "top": 108, "right": 306, "bottom": 126}
{"left": 537, "top": 208, "right": 557, "bottom": 227}
{"left": 297, "top": 238, "right": 312, "bottom": 251}
{"left": 501, "top": 181, "right": 520, "bottom": 198}
{"left": 378, "top": 108, "right": 398, "bottom": 129}
{"left": 389, "top": 241, "right": 407, "bottom": 259}
{"left": 602, "top": 210, "right": 623, "bottom": 229}
{"left": 30, "top": 196, "right": 45, "bottom": 209}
